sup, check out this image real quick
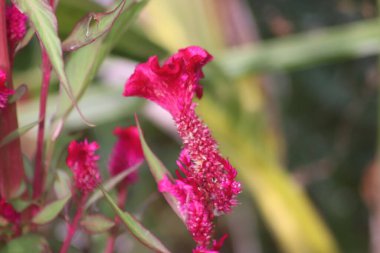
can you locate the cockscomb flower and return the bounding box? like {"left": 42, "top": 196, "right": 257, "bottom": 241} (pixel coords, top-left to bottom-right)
{"left": 109, "top": 126, "right": 144, "bottom": 185}
{"left": 124, "top": 46, "right": 241, "bottom": 250}
{"left": 124, "top": 46, "right": 241, "bottom": 214}
{"left": 6, "top": 4, "right": 27, "bottom": 53}
{"left": 66, "top": 140, "right": 101, "bottom": 193}
{"left": 0, "top": 70, "right": 14, "bottom": 109}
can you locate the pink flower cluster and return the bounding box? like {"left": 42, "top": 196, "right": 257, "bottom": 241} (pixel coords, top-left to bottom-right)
{"left": 0, "top": 70, "right": 14, "bottom": 109}
{"left": 6, "top": 4, "right": 27, "bottom": 53}
{"left": 124, "top": 46, "right": 241, "bottom": 251}
{"left": 66, "top": 140, "right": 101, "bottom": 193}
{"left": 109, "top": 126, "right": 144, "bottom": 185}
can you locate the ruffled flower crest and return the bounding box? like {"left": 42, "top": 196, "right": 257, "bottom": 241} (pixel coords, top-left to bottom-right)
{"left": 123, "top": 46, "right": 212, "bottom": 117}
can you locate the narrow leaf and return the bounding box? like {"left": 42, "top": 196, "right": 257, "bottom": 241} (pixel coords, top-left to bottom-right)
{"left": 54, "top": 170, "right": 72, "bottom": 199}
{"left": 0, "top": 234, "right": 49, "bottom": 253}
{"left": 62, "top": 0, "right": 126, "bottom": 52}
{"left": 32, "top": 195, "right": 71, "bottom": 224}
{"left": 55, "top": 0, "right": 149, "bottom": 123}
{"left": 135, "top": 117, "right": 184, "bottom": 221}
{"left": 80, "top": 214, "right": 114, "bottom": 234}
{"left": 100, "top": 187, "right": 171, "bottom": 253}
{"left": 85, "top": 163, "right": 141, "bottom": 209}
{"left": 13, "top": 0, "right": 93, "bottom": 126}
{"left": 0, "top": 120, "right": 39, "bottom": 148}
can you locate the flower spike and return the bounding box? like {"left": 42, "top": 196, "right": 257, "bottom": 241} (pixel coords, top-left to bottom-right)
{"left": 125, "top": 46, "right": 241, "bottom": 251}
{"left": 66, "top": 140, "right": 101, "bottom": 193}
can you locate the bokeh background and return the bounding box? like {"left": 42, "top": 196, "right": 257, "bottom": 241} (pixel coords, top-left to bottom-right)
{"left": 12, "top": 0, "right": 380, "bottom": 252}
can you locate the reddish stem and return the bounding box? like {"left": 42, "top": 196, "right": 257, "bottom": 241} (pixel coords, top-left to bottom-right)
{"left": 59, "top": 194, "right": 87, "bottom": 253}
{"left": 104, "top": 187, "right": 128, "bottom": 253}
{"left": 0, "top": 0, "right": 25, "bottom": 199}
{"left": 32, "top": 48, "right": 51, "bottom": 199}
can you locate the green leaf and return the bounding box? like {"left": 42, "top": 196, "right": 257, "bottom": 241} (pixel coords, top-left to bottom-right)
{"left": 85, "top": 163, "right": 141, "bottom": 209}
{"left": 100, "top": 187, "right": 171, "bottom": 253}
{"left": 13, "top": 0, "right": 92, "bottom": 126}
{"left": 52, "top": 0, "right": 149, "bottom": 136}
{"left": 62, "top": 0, "right": 126, "bottom": 52}
{"left": 0, "top": 234, "right": 49, "bottom": 253}
{"left": 80, "top": 214, "right": 115, "bottom": 234}
{"left": 54, "top": 170, "right": 72, "bottom": 200}
{"left": 32, "top": 195, "right": 71, "bottom": 225}
{"left": 0, "top": 120, "right": 39, "bottom": 148}
{"left": 135, "top": 117, "right": 184, "bottom": 221}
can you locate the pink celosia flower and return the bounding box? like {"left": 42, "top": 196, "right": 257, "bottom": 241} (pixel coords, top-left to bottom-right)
{"left": 0, "top": 70, "right": 14, "bottom": 109}
{"left": 66, "top": 140, "right": 101, "bottom": 193}
{"left": 109, "top": 126, "right": 144, "bottom": 185}
{"left": 6, "top": 4, "right": 27, "bottom": 53}
{"left": 124, "top": 46, "right": 241, "bottom": 250}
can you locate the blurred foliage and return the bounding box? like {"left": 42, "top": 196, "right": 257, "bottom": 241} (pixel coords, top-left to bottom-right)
{"left": 10, "top": 0, "right": 380, "bottom": 252}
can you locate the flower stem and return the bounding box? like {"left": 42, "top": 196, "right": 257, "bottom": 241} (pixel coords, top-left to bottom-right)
{"left": 0, "top": 0, "right": 25, "bottom": 199}
{"left": 59, "top": 194, "right": 86, "bottom": 253}
{"left": 32, "top": 48, "right": 51, "bottom": 200}
{"left": 104, "top": 187, "right": 128, "bottom": 253}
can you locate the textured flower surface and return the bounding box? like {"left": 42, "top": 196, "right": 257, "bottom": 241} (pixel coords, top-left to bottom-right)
{"left": 124, "top": 46, "right": 241, "bottom": 251}
{"left": 66, "top": 140, "right": 101, "bottom": 193}
{"left": 109, "top": 126, "right": 144, "bottom": 185}
{"left": 6, "top": 4, "right": 27, "bottom": 53}
{"left": 0, "top": 70, "right": 14, "bottom": 109}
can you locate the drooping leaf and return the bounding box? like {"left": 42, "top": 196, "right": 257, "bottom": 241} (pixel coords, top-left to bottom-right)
{"left": 54, "top": 170, "right": 72, "bottom": 199}
{"left": 85, "top": 163, "right": 141, "bottom": 209}
{"left": 62, "top": 0, "right": 126, "bottom": 52}
{"left": 12, "top": 0, "right": 92, "bottom": 126}
{"left": 15, "top": 28, "right": 35, "bottom": 52}
{"left": 80, "top": 214, "right": 115, "bottom": 234}
{"left": 52, "top": 0, "right": 149, "bottom": 137}
{"left": 135, "top": 117, "right": 184, "bottom": 221}
{"left": 32, "top": 195, "right": 71, "bottom": 224}
{"left": 100, "top": 187, "right": 171, "bottom": 253}
{"left": 0, "top": 234, "right": 49, "bottom": 253}
{"left": 0, "top": 120, "right": 39, "bottom": 148}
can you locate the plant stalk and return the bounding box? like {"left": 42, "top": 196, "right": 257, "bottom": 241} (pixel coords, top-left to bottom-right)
{"left": 0, "top": 0, "right": 25, "bottom": 199}
{"left": 32, "top": 49, "right": 51, "bottom": 200}
{"left": 59, "top": 194, "right": 86, "bottom": 253}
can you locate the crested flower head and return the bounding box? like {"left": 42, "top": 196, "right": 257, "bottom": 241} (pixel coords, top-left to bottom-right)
{"left": 124, "top": 46, "right": 212, "bottom": 117}
{"left": 109, "top": 126, "right": 144, "bottom": 185}
{"left": 124, "top": 46, "right": 240, "bottom": 251}
{"left": 6, "top": 4, "right": 27, "bottom": 53}
{"left": 0, "top": 70, "right": 14, "bottom": 109}
{"left": 66, "top": 140, "right": 101, "bottom": 193}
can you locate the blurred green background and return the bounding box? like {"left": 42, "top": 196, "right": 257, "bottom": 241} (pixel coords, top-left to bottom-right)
{"left": 12, "top": 0, "right": 380, "bottom": 252}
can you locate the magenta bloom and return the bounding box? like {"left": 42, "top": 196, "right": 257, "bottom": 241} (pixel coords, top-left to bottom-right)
{"left": 0, "top": 70, "right": 14, "bottom": 109}
{"left": 109, "top": 126, "right": 144, "bottom": 185}
{"left": 6, "top": 4, "right": 27, "bottom": 53}
{"left": 124, "top": 46, "right": 241, "bottom": 250}
{"left": 66, "top": 140, "right": 101, "bottom": 193}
